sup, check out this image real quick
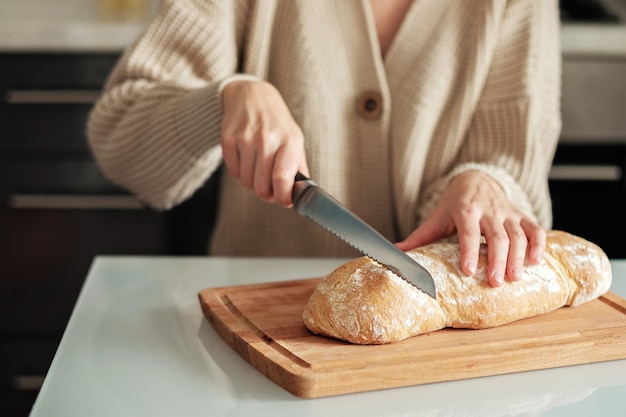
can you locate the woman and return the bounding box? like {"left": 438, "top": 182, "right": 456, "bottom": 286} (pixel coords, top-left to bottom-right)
{"left": 87, "top": 0, "right": 561, "bottom": 287}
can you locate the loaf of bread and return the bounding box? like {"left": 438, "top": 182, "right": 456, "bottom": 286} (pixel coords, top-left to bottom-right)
{"left": 302, "top": 230, "right": 612, "bottom": 344}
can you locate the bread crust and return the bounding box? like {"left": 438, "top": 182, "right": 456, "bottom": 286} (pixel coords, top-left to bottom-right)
{"left": 302, "top": 231, "right": 612, "bottom": 344}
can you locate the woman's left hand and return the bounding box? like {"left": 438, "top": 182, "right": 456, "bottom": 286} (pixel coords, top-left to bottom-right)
{"left": 396, "top": 170, "right": 546, "bottom": 287}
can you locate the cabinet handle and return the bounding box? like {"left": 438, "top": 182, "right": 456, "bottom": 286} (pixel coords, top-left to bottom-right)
{"left": 549, "top": 165, "right": 622, "bottom": 181}
{"left": 12, "top": 375, "right": 45, "bottom": 391}
{"left": 8, "top": 194, "right": 145, "bottom": 210}
{"left": 5, "top": 89, "right": 102, "bottom": 104}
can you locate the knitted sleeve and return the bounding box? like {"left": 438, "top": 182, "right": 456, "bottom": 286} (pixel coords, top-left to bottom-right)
{"left": 86, "top": 0, "right": 252, "bottom": 209}
{"left": 417, "top": 0, "right": 562, "bottom": 228}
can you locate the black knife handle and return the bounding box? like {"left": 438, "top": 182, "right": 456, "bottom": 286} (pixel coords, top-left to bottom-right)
{"left": 292, "top": 171, "right": 316, "bottom": 206}
{"left": 294, "top": 171, "right": 309, "bottom": 182}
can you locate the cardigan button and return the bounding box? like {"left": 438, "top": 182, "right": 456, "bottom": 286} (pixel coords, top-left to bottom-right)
{"left": 356, "top": 91, "right": 383, "bottom": 120}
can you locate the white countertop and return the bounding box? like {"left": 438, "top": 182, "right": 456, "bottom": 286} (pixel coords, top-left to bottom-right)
{"left": 2, "top": 0, "right": 626, "bottom": 55}
{"left": 30, "top": 256, "right": 626, "bottom": 417}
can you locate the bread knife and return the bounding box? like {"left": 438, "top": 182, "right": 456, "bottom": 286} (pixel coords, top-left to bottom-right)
{"left": 292, "top": 172, "right": 437, "bottom": 299}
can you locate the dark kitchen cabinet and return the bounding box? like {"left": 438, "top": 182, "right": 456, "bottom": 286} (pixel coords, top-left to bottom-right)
{"left": 549, "top": 143, "right": 626, "bottom": 259}
{"left": 0, "top": 53, "right": 218, "bottom": 416}
{"left": 550, "top": 55, "right": 626, "bottom": 259}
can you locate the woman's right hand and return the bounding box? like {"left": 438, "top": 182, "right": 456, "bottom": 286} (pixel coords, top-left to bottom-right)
{"left": 221, "top": 80, "right": 309, "bottom": 208}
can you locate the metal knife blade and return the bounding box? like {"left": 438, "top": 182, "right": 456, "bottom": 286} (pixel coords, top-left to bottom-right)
{"left": 292, "top": 172, "right": 437, "bottom": 299}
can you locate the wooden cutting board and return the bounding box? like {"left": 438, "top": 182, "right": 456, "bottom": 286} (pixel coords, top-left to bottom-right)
{"left": 199, "top": 278, "right": 626, "bottom": 398}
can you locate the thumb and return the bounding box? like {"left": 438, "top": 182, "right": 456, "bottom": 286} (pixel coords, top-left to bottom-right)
{"left": 395, "top": 219, "right": 449, "bottom": 252}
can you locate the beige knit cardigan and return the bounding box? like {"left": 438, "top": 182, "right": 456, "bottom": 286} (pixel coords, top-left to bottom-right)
{"left": 87, "top": 0, "right": 562, "bottom": 257}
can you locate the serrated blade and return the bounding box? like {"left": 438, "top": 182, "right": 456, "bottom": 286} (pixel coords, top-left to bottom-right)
{"left": 292, "top": 173, "right": 436, "bottom": 299}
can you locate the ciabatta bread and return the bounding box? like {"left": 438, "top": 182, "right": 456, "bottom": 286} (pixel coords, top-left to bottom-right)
{"left": 302, "top": 230, "right": 612, "bottom": 344}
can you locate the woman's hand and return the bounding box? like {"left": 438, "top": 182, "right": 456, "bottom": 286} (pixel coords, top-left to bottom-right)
{"left": 221, "top": 80, "right": 309, "bottom": 207}
{"left": 396, "top": 171, "right": 546, "bottom": 287}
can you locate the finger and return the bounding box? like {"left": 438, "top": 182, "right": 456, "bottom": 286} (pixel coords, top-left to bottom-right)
{"left": 395, "top": 219, "right": 442, "bottom": 252}
{"left": 504, "top": 219, "right": 528, "bottom": 282}
{"left": 482, "top": 220, "right": 509, "bottom": 287}
{"left": 449, "top": 194, "right": 483, "bottom": 276}
{"left": 521, "top": 218, "right": 546, "bottom": 265}
{"left": 272, "top": 137, "right": 305, "bottom": 208}
{"left": 220, "top": 133, "right": 241, "bottom": 179}
{"left": 253, "top": 132, "right": 280, "bottom": 202}
{"left": 253, "top": 154, "right": 275, "bottom": 202}
{"left": 456, "top": 216, "right": 482, "bottom": 277}
{"left": 238, "top": 138, "right": 256, "bottom": 189}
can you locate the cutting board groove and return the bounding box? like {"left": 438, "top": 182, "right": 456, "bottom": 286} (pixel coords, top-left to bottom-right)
{"left": 199, "top": 278, "right": 626, "bottom": 398}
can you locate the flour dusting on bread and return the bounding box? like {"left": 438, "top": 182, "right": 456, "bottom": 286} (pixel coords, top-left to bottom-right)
{"left": 302, "top": 230, "right": 612, "bottom": 344}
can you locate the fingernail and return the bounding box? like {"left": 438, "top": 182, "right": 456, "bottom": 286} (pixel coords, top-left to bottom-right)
{"left": 512, "top": 267, "right": 523, "bottom": 281}
{"left": 492, "top": 271, "right": 504, "bottom": 286}
{"left": 465, "top": 261, "right": 476, "bottom": 275}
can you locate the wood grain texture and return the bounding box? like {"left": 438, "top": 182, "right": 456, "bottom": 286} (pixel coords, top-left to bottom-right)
{"left": 199, "top": 279, "right": 626, "bottom": 398}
